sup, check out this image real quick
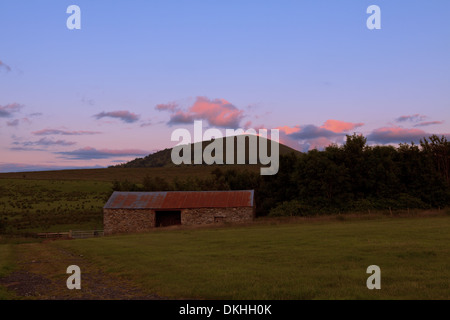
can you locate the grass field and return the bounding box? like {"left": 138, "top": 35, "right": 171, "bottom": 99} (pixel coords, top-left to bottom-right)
{"left": 0, "top": 165, "right": 257, "bottom": 233}
{"left": 0, "top": 165, "right": 259, "bottom": 183}
{"left": 0, "top": 244, "right": 17, "bottom": 299}
{"left": 45, "top": 214, "right": 450, "bottom": 300}
{"left": 0, "top": 179, "right": 110, "bottom": 233}
{"left": 1, "top": 167, "right": 449, "bottom": 300}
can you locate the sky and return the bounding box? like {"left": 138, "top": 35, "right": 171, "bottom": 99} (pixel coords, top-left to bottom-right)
{"left": 1, "top": 0, "right": 449, "bottom": 172}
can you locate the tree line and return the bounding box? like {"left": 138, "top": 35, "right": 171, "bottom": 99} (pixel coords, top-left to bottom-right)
{"left": 111, "top": 134, "right": 450, "bottom": 217}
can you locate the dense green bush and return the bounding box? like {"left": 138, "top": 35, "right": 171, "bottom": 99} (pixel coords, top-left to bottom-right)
{"left": 268, "top": 200, "right": 314, "bottom": 217}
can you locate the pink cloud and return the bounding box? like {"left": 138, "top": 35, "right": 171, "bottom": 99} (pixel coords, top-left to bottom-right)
{"left": 321, "top": 120, "right": 364, "bottom": 133}
{"left": 190, "top": 97, "right": 244, "bottom": 128}
{"left": 277, "top": 120, "right": 363, "bottom": 137}
{"left": 367, "top": 127, "right": 428, "bottom": 144}
{"left": 275, "top": 120, "right": 364, "bottom": 152}
{"left": 163, "top": 97, "right": 245, "bottom": 128}
{"left": 276, "top": 125, "right": 301, "bottom": 135}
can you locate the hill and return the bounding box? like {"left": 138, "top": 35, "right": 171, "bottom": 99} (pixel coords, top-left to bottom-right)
{"left": 0, "top": 135, "right": 300, "bottom": 182}
{"left": 112, "top": 134, "right": 301, "bottom": 168}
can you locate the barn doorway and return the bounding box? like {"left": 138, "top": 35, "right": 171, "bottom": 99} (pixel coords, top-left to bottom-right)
{"left": 155, "top": 210, "right": 181, "bottom": 227}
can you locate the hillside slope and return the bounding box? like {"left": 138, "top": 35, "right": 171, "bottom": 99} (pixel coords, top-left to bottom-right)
{"left": 113, "top": 135, "right": 301, "bottom": 168}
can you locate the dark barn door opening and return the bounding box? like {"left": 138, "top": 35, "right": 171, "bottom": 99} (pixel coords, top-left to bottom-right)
{"left": 155, "top": 210, "right": 181, "bottom": 227}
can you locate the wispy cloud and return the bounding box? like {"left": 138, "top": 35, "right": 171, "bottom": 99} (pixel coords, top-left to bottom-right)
{"left": 6, "top": 119, "right": 19, "bottom": 127}
{"left": 395, "top": 114, "right": 427, "bottom": 123}
{"left": 6, "top": 118, "right": 32, "bottom": 127}
{"left": 140, "top": 121, "right": 152, "bottom": 127}
{"left": 156, "top": 102, "right": 179, "bottom": 112}
{"left": 13, "top": 137, "right": 77, "bottom": 147}
{"left": 367, "top": 127, "right": 429, "bottom": 144}
{"left": 158, "top": 97, "right": 245, "bottom": 129}
{"left": 29, "top": 112, "right": 43, "bottom": 117}
{"left": 0, "top": 163, "right": 104, "bottom": 173}
{"left": 20, "top": 117, "right": 32, "bottom": 125}
{"left": 0, "top": 103, "right": 23, "bottom": 118}
{"left": 9, "top": 146, "right": 46, "bottom": 152}
{"left": 55, "top": 147, "right": 149, "bottom": 160}
{"left": 414, "top": 121, "right": 444, "bottom": 127}
{"left": 94, "top": 110, "right": 140, "bottom": 123}
{"left": 0, "top": 60, "right": 11, "bottom": 72}
{"left": 81, "top": 97, "right": 95, "bottom": 106}
{"left": 32, "top": 129, "right": 101, "bottom": 136}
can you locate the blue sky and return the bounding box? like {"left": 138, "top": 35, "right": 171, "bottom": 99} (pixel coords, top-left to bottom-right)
{"left": 1, "top": 0, "right": 449, "bottom": 172}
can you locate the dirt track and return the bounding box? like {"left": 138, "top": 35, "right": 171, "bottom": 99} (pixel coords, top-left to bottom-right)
{"left": 0, "top": 241, "right": 165, "bottom": 300}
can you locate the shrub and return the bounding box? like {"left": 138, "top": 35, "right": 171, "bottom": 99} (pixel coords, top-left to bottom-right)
{"left": 347, "top": 198, "right": 375, "bottom": 212}
{"left": 395, "top": 193, "right": 428, "bottom": 210}
{"left": 268, "top": 200, "right": 314, "bottom": 217}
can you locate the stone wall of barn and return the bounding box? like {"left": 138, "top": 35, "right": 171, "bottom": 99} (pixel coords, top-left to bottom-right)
{"left": 181, "top": 207, "right": 255, "bottom": 226}
{"left": 104, "top": 208, "right": 155, "bottom": 235}
{"left": 104, "top": 207, "right": 255, "bottom": 234}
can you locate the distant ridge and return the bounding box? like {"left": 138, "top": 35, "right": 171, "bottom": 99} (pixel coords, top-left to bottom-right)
{"left": 111, "top": 135, "right": 301, "bottom": 168}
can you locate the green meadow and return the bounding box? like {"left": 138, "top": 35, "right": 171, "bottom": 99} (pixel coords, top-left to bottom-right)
{"left": 0, "top": 168, "right": 449, "bottom": 299}
{"left": 50, "top": 215, "right": 450, "bottom": 299}
{"left": 0, "top": 165, "right": 255, "bottom": 233}
{"left": 0, "top": 244, "right": 16, "bottom": 299}
{"left": 0, "top": 165, "right": 258, "bottom": 183}
{"left": 0, "top": 179, "right": 110, "bottom": 233}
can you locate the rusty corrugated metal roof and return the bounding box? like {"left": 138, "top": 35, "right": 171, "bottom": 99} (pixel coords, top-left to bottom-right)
{"left": 104, "top": 190, "right": 254, "bottom": 209}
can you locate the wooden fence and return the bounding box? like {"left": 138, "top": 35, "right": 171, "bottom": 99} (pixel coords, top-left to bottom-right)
{"left": 70, "top": 230, "right": 104, "bottom": 239}
{"left": 35, "top": 230, "right": 104, "bottom": 240}
{"left": 36, "top": 232, "right": 70, "bottom": 239}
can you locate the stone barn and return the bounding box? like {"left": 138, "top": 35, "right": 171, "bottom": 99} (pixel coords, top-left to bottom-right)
{"left": 103, "top": 190, "right": 255, "bottom": 234}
